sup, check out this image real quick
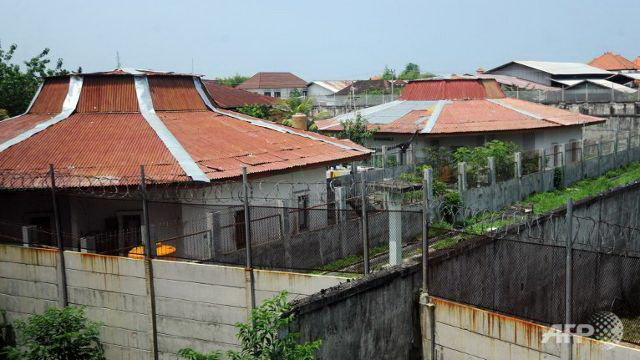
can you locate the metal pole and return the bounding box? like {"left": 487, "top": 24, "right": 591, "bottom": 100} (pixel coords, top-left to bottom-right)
{"left": 139, "top": 165, "right": 154, "bottom": 258}
{"left": 49, "top": 164, "right": 68, "bottom": 307}
{"left": 422, "top": 169, "right": 430, "bottom": 294}
{"left": 565, "top": 198, "right": 574, "bottom": 360}
{"left": 139, "top": 165, "right": 159, "bottom": 360}
{"left": 242, "top": 167, "right": 256, "bottom": 310}
{"left": 360, "top": 177, "right": 369, "bottom": 275}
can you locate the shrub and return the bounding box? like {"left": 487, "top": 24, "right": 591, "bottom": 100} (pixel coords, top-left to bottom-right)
{"left": 179, "top": 291, "right": 320, "bottom": 360}
{"left": 3, "top": 306, "right": 104, "bottom": 360}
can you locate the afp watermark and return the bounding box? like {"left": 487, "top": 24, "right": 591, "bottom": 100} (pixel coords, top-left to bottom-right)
{"left": 541, "top": 324, "right": 595, "bottom": 344}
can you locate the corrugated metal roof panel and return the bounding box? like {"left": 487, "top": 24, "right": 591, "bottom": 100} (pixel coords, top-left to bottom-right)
{"left": 0, "top": 113, "right": 182, "bottom": 182}
{"left": 157, "top": 111, "right": 368, "bottom": 178}
{"left": 0, "top": 114, "right": 54, "bottom": 143}
{"left": 400, "top": 79, "right": 504, "bottom": 100}
{"left": 202, "top": 80, "right": 277, "bottom": 108}
{"left": 149, "top": 76, "right": 207, "bottom": 111}
{"left": 513, "top": 61, "right": 612, "bottom": 75}
{"left": 497, "top": 98, "right": 606, "bottom": 126}
{"left": 29, "top": 78, "right": 69, "bottom": 114}
{"left": 76, "top": 76, "right": 139, "bottom": 113}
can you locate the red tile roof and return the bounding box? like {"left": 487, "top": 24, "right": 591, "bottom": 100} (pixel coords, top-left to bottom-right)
{"left": 203, "top": 80, "right": 278, "bottom": 109}
{"left": 400, "top": 78, "right": 505, "bottom": 100}
{"left": 588, "top": 52, "right": 639, "bottom": 71}
{"left": 0, "top": 73, "right": 368, "bottom": 188}
{"left": 635, "top": 57, "right": 640, "bottom": 68}
{"left": 237, "top": 72, "right": 307, "bottom": 89}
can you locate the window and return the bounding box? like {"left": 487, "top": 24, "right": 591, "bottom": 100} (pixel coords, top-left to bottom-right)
{"left": 28, "top": 214, "right": 54, "bottom": 246}
{"left": 302, "top": 90, "right": 308, "bottom": 97}
{"left": 297, "top": 195, "right": 309, "bottom": 231}
{"left": 264, "top": 91, "right": 271, "bottom": 96}
{"left": 274, "top": 91, "right": 281, "bottom": 98}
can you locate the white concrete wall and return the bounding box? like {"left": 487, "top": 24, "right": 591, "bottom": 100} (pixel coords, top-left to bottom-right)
{"left": 245, "top": 87, "right": 306, "bottom": 99}
{"left": 423, "top": 296, "right": 640, "bottom": 360}
{"left": 0, "top": 246, "right": 59, "bottom": 324}
{"left": 152, "top": 259, "right": 345, "bottom": 359}
{"left": 64, "top": 251, "right": 151, "bottom": 359}
{"left": 0, "top": 244, "right": 346, "bottom": 360}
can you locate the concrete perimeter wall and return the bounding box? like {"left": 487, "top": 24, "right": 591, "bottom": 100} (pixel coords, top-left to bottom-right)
{"left": 422, "top": 296, "right": 640, "bottom": 360}
{"left": 0, "top": 244, "right": 346, "bottom": 359}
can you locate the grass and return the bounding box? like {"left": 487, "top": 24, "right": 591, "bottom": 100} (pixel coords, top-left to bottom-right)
{"left": 523, "top": 163, "right": 640, "bottom": 214}
{"left": 431, "top": 162, "right": 640, "bottom": 250}
{"left": 315, "top": 244, "right": 389, "bottom": 273}
{"left": 621, "top": 317, "right": 640, "bottom": 345}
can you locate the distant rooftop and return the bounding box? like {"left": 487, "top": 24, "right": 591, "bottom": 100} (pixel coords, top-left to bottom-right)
{"left": 488, "top": 61, "right": 612, "bottom": 76}
{"left": 237, "top": 72, "right": 307, "bottom": 89}
{"left": 202, "top": 80, "right": 277, "bottom": 108}
{"left": 588, "top": 52, "right": 639, "bottom": 71}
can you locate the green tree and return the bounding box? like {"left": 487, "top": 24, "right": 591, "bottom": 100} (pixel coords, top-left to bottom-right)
{"left": 215, "top": 74, "right": 249, "bottom": 88}
{"left": 179, "top": 291, "right": 321, "bottom": 360}
{"left": 236, "top": 104, "right": 272, "bottom": 119}
{"left": 3, "top": 306, "right": 104, "bottom": 360}
{"left": 273, "top": 89, "right": 314, "bottom": 119}
{"left": 0, "top": 43, "right": 70, "bottom": 117}
{"left": 381, "top": 65, "right": 396, "bottom": 80}
{"left": 338, "top": 113, "right": 375, "bottom": 146}
{"left": 398, "top": 63, "right": 421, "bottom": 80}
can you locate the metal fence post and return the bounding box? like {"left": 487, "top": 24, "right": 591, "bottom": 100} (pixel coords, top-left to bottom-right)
{"left": 139, "top": 165, "right": 159, "bottom": 360}
{"left": 457, "top": 162, "right": 467, "bottom": 193}
{"left": 579, "top": 140, "right": 585, "bottom": 180}
{"left": 360, "top": 177, "right": 370, "bottom": 275}
{"left": 627, "top": 132, "right": 631, "bottom": 165}
{"left": 488, "top": 157, "right": 496, "bottom": 186}
{"left": 422, "top": 169, "right": 430, "bottom": 294}
{"left": 49, "top": 164, "right": 68, "bottom": 308}
{"left": 597, "top": 137, "right": 602, "bottom": 176}
{"left": 539, "top": 148, "right": 545, "bottom": 192}
{"left": 515, "top": 152, "right": 522, "bottom": 200}
{"left": 565, "top": 198, "right": 574, "bottom": 360}
{"left": 242, "top": 167, "right": 256, "bottom": 310}
{"left": 382, "top": 145, "right": 387, "bottom": 169}
{"left": 559, "top": 144, "right": 566, "bottom": 187}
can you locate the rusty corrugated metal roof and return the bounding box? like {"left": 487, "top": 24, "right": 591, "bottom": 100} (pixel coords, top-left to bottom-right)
{"left": 149, "top": 76, "right": 207, "bottom": 111}
{"left": 76, "top": 76, "right": 139, "bottom": 113}
{"left": 0, "top": 114, "right": 54, "bottom": 143}
{"left": 202, "top": 80, "right": 277, "bottom": 108}
{"left": 0, "top": 113, "right": 182, "bottom": 179}
{"left": 158, "top": 111, "right": 369, "bottom": 179}
{"left": 0, "top": 72, "right": 370, "bottom": 187}
{"left": 400, "top": 79, "right": 505, "bottom": 100}
{"left": 29, "top": 78, "right": 69, "bottom": 114}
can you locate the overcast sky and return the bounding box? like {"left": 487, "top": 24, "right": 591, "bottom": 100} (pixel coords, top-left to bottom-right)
{"left": 2, "top": 0, "right": 639, "bottom": 81}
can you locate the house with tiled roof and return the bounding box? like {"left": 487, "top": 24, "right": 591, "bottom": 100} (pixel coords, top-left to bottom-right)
{"left": 237, "top": 72, "right": 308, "bottom": 99}
{"left": 202, "top": 80, "right": 278, "bottom": 109}
{"left": 0, "top": 69, "right": 369, "bottom": 255}
{"left": 588, "top": 52, "right": 639, "bottom": 72}
{"left": 316, "top": 78, "right": 604, "bottom": 160}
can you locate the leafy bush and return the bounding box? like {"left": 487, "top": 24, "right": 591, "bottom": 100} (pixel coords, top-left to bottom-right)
{"left": 179, "top": 291, "right": 320, "bottom": 360}
{"left": 453, "top": 140, "right": 517, "bottom": 185}
{"left": 338, "top": 113, "right": 375, "bottom": 146}
{"left": 3, "top": 306, "right": 104, "bottom": 360}
{"left": 236, "top": 104, "right": 272, "bottom": 120}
